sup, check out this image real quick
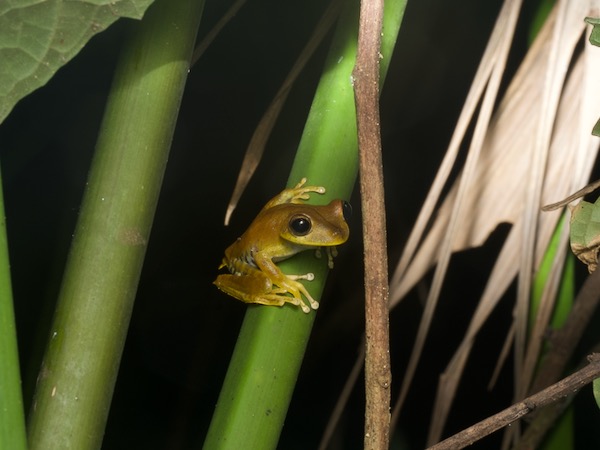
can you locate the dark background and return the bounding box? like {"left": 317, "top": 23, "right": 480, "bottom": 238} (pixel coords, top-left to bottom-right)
{"left": 2, "top": 0, "right": 599, "bottom": 448}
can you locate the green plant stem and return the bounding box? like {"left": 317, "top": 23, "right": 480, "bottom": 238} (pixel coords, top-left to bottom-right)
{"left": 530, "top": 214, "right": 573, "bottom": 332}
{"left": 0, "top": 163, "right": 27, "bottom": 450}
{"left": 525, "top": 214, "right": 574, "bottom": 449}
{"left": 26, "top": 1, "right": 204, "bottom": 449}
{"left": 203, "top": 1, "right": 405, "bottom": 449}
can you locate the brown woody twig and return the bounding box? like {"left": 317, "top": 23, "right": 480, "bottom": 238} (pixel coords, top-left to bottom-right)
{"left": 353, "top": 0, "right": 391, "bottom": 449}
{"left": 428, "top": 353, "right": 600, "bottom": 450}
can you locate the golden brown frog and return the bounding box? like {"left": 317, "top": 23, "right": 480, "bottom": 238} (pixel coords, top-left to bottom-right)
{"left": 214, "top": 178, "right": 351, "bottom": 313}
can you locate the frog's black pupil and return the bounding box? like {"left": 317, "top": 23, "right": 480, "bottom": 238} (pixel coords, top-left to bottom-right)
{"left": 290, "top": 215, "right": 311, "bottom": 236}
{"left": 342, "top": 201, "right": 352, "bottom": 222}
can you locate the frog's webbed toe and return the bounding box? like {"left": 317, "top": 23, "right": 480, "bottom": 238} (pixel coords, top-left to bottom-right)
{"left": 258, "top": 290, "right": 311, "bottom": 313}
{"left": 286, "top": 272, "right": 315, "bottom": 281}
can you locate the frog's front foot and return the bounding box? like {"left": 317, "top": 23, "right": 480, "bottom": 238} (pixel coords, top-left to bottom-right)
{"left": 290, "top": 273, "right": 320, "bottom": 311}
{"left": 273, "top": 273, "right": 319, "bottom": 312}
{"left": 290, "top": 178, "right": 326, "bottom": 203}
{"left": 315, "top": 247, "right": 338, "bottom": 269}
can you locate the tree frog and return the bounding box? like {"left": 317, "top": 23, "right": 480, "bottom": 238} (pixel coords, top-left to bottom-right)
{"left": 214, "top": 178, "right": 351, "bottom": 313}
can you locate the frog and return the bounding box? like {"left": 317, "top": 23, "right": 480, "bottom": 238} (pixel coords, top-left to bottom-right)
{"left": 214, "top": 178, "right": 351, "bottom": 313}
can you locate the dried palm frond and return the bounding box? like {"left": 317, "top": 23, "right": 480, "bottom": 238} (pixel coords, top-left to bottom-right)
{"left": 385, "top": 0, "right": 600, "bottom": 445}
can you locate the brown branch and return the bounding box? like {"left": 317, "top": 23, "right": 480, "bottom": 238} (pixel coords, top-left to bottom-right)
{"left": 541, "top": 178, "right": 600, "bottom": 211}
{"left": 427, "top": 353, "right": 600, "bottom": 450}
{"left": 506, "top": 266, "right": 600, "bottom": 447}
{"left": 353, "top": 0, "right": 391, "bottom": 449}
{"left": 514, "top": 354, "right": 584, "bottom": 450}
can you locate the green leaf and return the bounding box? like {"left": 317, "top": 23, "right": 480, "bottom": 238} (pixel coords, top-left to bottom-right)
{"left": 592, "top": 118, "right": 600, "bottom": 137}
{"left": 594, "top": 377, "right": 600, "bottom": 410}
{"left": 0, "top": 0, "right": 155, "bottom": 124}
{"left": 569, "top": 197, "right": 600, "bottom": 272}
{"left": 585, "top": 17, "right": 600, "bottom": 46}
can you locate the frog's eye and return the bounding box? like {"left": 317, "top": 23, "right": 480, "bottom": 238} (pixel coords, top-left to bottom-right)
{"left": 289, "top": 214, "right": 312, "bottom": 236}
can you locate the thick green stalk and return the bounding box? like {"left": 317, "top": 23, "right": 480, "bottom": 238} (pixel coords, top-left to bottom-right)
{"left": 0, "top": 164, "right": 27, "bottom": 450}
{"left": 27, "top": 1, "right": 204, "bottom": 449}
{"left": 203, "top": 1, "right": 406, "bottom": 449}
{"left": 530, "top": 214, "right": 575, "bottom": 450}
{"left": 530, "top": 214, "right": 574, "bottom": 331}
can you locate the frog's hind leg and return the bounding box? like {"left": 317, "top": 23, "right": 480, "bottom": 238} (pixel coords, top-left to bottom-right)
{"left": 214, "top": 273, "right": 311, "bottom": 312}
{"left": 254, "top": 291, "right": 311, "bottom": 313}
{"left": 252, "top": 254, "right": 319, "bottom": 312}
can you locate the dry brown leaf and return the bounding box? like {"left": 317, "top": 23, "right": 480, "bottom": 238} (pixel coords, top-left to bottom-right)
{"left": 383, "top": 0, "right": 600, "bottom": 444}
{"left": 223, "top": 0, "right": 342, "bottom": 225}
{"left": 389, "top": 0, "right": 525, "bottom": 427}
